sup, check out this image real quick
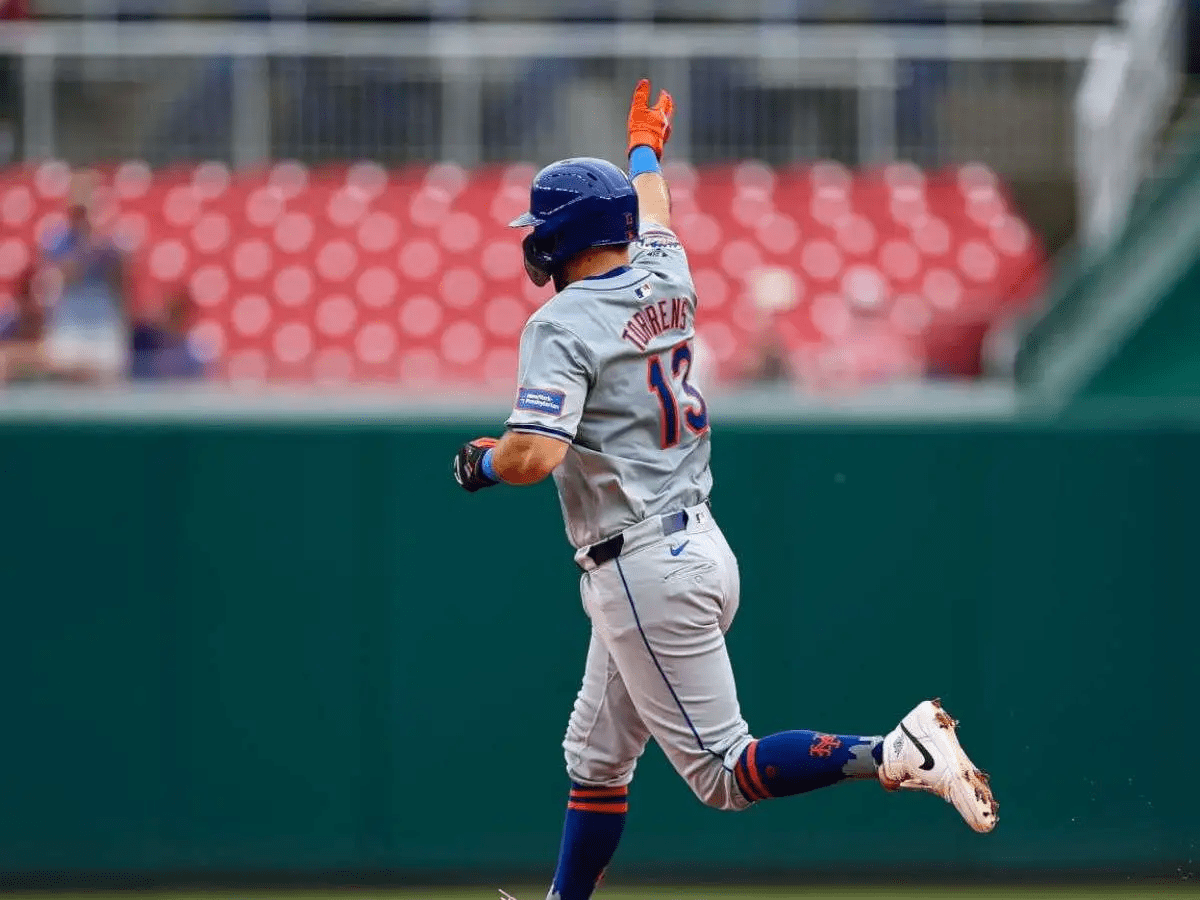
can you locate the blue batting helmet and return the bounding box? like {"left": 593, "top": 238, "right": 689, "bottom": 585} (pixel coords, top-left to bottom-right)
{"left": 509, "top": 157, "right": 639, "bottom": 287}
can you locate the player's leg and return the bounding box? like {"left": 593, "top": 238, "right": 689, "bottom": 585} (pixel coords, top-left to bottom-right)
{"left": 734, "top": 700, "right": 996, "bottom": 831}
{"left": 703, "top": 525, "right": 997, "bottom": 830}
{"left": 586, "top": 523, "right": 881, "bottom": 810}
{"left": 586, "top": 516, "right": 997, "bottom": 831}
{"left": 702, "top": 524, "right": 886, "bottom": 801}
{"left": 548, "top": 627, "right": 651, "bottom": 900}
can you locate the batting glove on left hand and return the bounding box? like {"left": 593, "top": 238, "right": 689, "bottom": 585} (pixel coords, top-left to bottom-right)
{"left": 452, "top": 437, "right": 500, "bottom": 493}
{"left": 627, "top": 78, "right": 674, "bottom": 158}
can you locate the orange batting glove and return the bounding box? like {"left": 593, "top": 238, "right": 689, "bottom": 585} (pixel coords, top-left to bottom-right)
{"left": 627, "top": 78, "right": 674, "bottom": 159}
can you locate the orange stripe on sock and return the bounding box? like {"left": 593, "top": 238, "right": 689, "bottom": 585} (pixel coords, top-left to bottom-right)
{"left": 570, "top": 787, "right": 628, "bottom": 798}
{"left": 734, "top": 760, "right": 760, "bottom": 802}
{"left": 745, "top": 740, "right": 772, "bottom": 799}
{"left": 568, "top": 801, "right": 629, "bottom": 814}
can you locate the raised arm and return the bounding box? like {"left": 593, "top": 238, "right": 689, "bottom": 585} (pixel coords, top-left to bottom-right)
{"left": 626, "top": 79, "right": 674, "bottom": 230}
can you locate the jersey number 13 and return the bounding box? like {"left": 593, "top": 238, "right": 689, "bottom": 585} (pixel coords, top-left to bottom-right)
{"left": 647, "top": 339, "right": 709, "bottom": 449}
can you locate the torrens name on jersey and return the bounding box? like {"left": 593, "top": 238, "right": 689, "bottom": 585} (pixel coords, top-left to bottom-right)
{"left": 621, "top": 295, "right": 692, "bottom": 351}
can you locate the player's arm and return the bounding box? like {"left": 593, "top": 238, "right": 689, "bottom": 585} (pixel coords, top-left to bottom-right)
{"left": 626, "top": 79, "right": 674, "bottom": 229}
{"left": 452, "top": 430, "right": 568, "bottom": 492}
{"left": 499, "top": 431, "right": 568, "bottom": 484}
{"left": 632, "top": 171, "right": 671, "bottom": 230}
{"left": 452, "top": 321, "right": 591, "bottom": 493}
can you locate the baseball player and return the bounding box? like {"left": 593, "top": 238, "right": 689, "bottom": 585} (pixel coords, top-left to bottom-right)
{"left": 452, "top": 80, "right": 998, "bottom": 900}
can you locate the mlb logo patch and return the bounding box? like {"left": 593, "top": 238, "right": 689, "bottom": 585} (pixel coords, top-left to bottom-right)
{"left": 516, "top": 387, "right": 566, "bottom": 416}
{"left": 635, "top": 284, "right": 652, "bottom": 300}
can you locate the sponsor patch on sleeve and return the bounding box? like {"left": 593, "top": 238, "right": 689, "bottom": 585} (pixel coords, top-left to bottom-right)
{"left": 515, "top": 387, "right": 566, "bottom": 416}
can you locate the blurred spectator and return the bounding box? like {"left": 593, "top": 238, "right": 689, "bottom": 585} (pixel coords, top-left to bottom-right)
{"left": 40, "top": 169, "right": 130, "bottom": 383}
{"left": 739, "top": 269, "right": 796, "bottom": 384}
{"left": 0, "top": 265, "right": 41, "bottom": 342}
{"left": 0, "top": 264, "right": 46, "bottom": 382}
{"left": 788, "top": 289, "right": 926, "bottom": 392}
{"left": 0, "top": 0, "right": 28, "bottom": 165}
{"left": 741, "top": 320, "right": 792, "bottom": 383}
{"left": 923, "top": 318, "right": 990, "bottom": 379}
{"left": 130, "top": 287, "right": 205, "bottom": 381}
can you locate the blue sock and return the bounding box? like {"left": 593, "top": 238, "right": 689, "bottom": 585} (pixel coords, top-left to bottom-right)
{"left": 734, "top": 731, "right": 883, "bottom": 801}
{"left": 548, "top": 783, "right": 628, "bottom": 900}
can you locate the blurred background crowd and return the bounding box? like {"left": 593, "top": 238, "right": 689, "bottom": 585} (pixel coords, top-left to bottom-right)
{"left": 0, "top": 0, "right": 1194, "bottom": 394}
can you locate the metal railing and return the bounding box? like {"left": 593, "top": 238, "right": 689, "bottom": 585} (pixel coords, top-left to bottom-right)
{"left": 1074, "top": 0, "right": 1182, "bottom": 248}
{"left": 0, "top": 20, "right": 1103, "bottom": 180}
{"left": 35, "top": 0, "right": 1124, "bottom": 25}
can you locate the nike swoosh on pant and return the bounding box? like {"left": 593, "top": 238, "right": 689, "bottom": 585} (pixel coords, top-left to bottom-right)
{"left": 900, "top": 722, "right": 936, "bottom": 771}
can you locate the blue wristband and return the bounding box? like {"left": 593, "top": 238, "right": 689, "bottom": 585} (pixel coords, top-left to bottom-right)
{"left": 628, "top": 145, "right": 661, "bottom": 179}
{"left": 480, "top": 447, "right": 500, "bottom": 483}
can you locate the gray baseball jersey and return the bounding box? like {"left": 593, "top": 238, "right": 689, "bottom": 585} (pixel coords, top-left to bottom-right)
{"left": 508, "top": 218, "right": 760, "bottom": 828}
{"left": 506, "top": 222, "right": 713, "bottom": 549}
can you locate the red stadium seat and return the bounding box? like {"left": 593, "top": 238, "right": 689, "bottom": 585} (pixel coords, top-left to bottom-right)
{"left": 0, "top": 160, "right": 1046, "bottom": 387}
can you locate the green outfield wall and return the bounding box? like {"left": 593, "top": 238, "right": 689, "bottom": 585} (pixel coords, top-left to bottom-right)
{"left": 1, "top": 417, "right": 1196, "bottom": 880}
{"left": 1082, "top": 254, "right": 1200, "bottom": 397}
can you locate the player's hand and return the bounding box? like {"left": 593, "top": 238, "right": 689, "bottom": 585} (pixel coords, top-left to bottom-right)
{"left": 452, "top": 437, "right": 500, "bottom": 493}
{"left": 627, "top": 78, "right": 674, "bottom": 159}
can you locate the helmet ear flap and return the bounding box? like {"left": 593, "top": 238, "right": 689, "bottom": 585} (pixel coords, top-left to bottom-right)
{"left": 522, "top": 233, "right": 553, "bottom": 287}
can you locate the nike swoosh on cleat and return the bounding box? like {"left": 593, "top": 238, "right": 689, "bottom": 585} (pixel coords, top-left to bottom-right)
{"left": 900, "top": 722, "right": 936, "bottom": 771}
{"left": 669, "top": 540, "right": 689, "bottom": 556}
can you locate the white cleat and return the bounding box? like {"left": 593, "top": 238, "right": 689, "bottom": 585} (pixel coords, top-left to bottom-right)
{"left": 879, "top": 698, "right": 999, "bottom": 833}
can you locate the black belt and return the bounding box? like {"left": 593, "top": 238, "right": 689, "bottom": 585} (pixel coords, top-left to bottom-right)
{"left": 584, "top": 499, "right": 711, "bottom": 570}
